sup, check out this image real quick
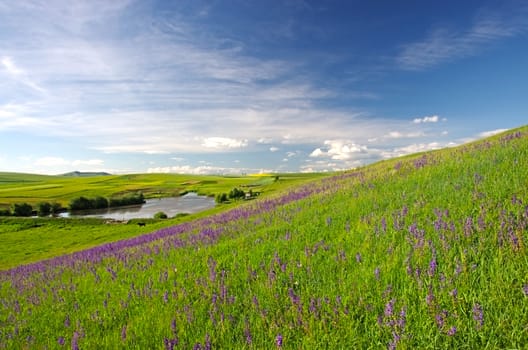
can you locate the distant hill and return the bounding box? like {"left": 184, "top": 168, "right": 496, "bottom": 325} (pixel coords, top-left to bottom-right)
{"left": 60, "top": 171, "right": 112, "bottom": 177}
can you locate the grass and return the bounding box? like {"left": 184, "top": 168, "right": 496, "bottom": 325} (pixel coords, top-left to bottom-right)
{"left": 0, "top": 126, "right": 527, "bottom": 349}
{"left": 0, "top": 173, "right": 325, "bottom": 270}
{"left": 0, "top": 172, "right": 326, "bottom": 208}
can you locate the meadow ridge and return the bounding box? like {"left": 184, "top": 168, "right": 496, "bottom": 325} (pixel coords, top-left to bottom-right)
{"left": 0, "top": 126, "right": 527, "bottom": 348}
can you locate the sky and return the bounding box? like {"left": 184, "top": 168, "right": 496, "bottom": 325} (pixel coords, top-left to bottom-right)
{"left": 0, "top": 0, "right": 527, "bottom": 175}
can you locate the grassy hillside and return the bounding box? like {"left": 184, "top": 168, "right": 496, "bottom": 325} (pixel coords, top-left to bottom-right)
{"left": 1, "top": 126, "right": 527, "bottom": 348}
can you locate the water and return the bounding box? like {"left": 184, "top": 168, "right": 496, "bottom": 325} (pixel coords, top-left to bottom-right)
{"left": 60, "top": 192, "right": 215, "bottom": 220}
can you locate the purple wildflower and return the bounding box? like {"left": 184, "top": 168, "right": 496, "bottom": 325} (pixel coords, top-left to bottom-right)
{"left": 435, "top": 310, "right": 448, "bottom": 329}
{"left": 58, "top": 336, "right": 65, "bottom": 346}
{"left": 523, "top": 284, "right": 528, "bottom": 296}
{"left": 244, "top": 327, "right": 252, "bottom": 344}
{"left": 464, "top": 217, "right": 473, "bottom": 237}
{"left": 64, "top": 315, "right": 70, "bottom": 328}
{"left": 164, "top": 337, "right": 178, "bottom": 350}
{"left": 171, "top": 318, "right": 177, "bottom": 334}
{"left": 384, "top": 299, "right": 395, "bottom": 318}
{"left": 447, "top": 326, "right": 457, "bottom": 336}
{"left": 276, "top": 334, "right": 283, "bottom": 348}
{"left": 288, "top": 288, "right": 300, "bottom": 305}
{"left": 450, "top": 288, "right": 458, "bottom": 299}
{"left": 355, "top": 253, "right": 362, "bottom": 263}
{"left": 205, "top": 334, "right": 211, "bottom": 350}
{"left": 426, "top": 288, "right": 435, "bottom": 306}
{"left": 71, "top": 331, "right": 79, "bottom": 350}
{"left": 375, "top": 267, "right": 380, "bottom": 280}
{"left": 121, "top": 325, "right": 127, "bottom": 341}
{"left": 428, "top": 257, "right": 437, "bottom": 276}
{"left": 472, "top": 303, "right": 484, "bottom": 329}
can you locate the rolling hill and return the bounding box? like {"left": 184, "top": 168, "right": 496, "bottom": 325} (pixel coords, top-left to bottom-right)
{"left": 1, "top": 126, "right": 527, "bottom": 348}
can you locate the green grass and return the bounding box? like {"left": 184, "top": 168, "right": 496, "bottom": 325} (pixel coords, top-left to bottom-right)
{"left": 0, "top": 172, "right": 326, "bottom": 208}
{"left": 0, "top": 126, "right": 527, "bottom": 349}
{"left": 0, "top": 173, "right": 326, "bottom": 270}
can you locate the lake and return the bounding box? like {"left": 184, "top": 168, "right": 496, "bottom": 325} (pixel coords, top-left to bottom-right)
{"left": 61, "top": 192, "right": 216, "bottom": 220}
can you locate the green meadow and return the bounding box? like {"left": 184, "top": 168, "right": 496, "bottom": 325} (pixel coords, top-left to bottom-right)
{"left": 0, "top": 126, "right": 527, "bottom": 348}
{"left": 0, "top": 173, "right": 325, "bottom": 269}
{"left": 0, "top": 172, "right": 326, "bottom": 208}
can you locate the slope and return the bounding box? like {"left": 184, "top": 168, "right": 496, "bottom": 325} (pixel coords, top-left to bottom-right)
{"left": 1, "top": 126, "right": 527, "bottom": 349}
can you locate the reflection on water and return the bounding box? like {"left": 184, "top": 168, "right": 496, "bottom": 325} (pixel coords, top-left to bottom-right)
{"left": 61, "top": 192, "right": 215, "bottom": 220}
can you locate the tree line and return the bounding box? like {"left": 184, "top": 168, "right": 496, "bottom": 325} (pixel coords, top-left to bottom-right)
{"left": 0, "top": 202, "right": 63, "bottom": 217}
{"left": 0, "top": 192, "right": 146, "bottom": 217}
{"left": 69, "top": 192, "right": 145, "bottom": 211}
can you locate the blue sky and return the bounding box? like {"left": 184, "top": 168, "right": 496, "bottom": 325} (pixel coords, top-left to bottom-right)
{"left": 0, "top": 0, "right": 527, "bottom": 175}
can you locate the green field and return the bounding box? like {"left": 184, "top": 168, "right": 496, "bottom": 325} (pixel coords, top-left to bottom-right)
{"left": 0, "top": 172, "right": 326, "bottom": 209}
{"left": 1, "top": 126, "right": 527, "bottom": 348}
{"left": 0, "top": 172, "right": 326, "bottom": 269}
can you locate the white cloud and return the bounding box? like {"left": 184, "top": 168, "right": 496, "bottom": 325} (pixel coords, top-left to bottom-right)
{"left": 325, "top": 140, "right": 368, "bottom": 160}
{"left": 258, "top": 138, "right": 274, "bottom": 144}
{"left": 413, "top": 115, "right": 439, "bottom": 124}
{"left": 0, "top": 56, "right": 46, "bottom": 93}
{"left": 286, "top": 151, "right": 299, "bottom": 157}
{"left": 147, "top": 164, "right": 272, "bottom": 175}
{"left": 202, "top": 137, "right": 248, "bottom": 149}
{"left": 381, "top": 142, "right": 443, "bottom": 158}
{"left": 478, "top": 129, "right": 507, "bottom": 138}
{"left": 397, "top": 6, "right": 528, "bottom": 70}
{"left": 269, "top": 146, "right": 279, "bottom": 152}
{"left": 310, "top": 148, "right": 324, "bottom": 157}
{"left": 72, "top": 159, "right": 104, "bottom": 166}
{"left": 386, "top": 130, "right": 425, "bottom": 138}
{"left": 1, "top": 56, "right": 23, "bottom": 75}
{"left": 309, "top": 140, "right": 372, "bottom": 164}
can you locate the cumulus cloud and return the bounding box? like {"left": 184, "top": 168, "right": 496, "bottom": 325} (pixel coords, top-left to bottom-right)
{"left": 413, "top": 115, "right": 439, "bottom": 124}
{"left": 324, "top": 140, "right": 368, "bottom": 160}
{"left": 269, "top": 146, "right": 279, "bottom": 152}
{"left": 309, "top": 148, "right": 324, "bottom": 157}
{"left": 202, "top": 137, "right": 248, "bottom": 149}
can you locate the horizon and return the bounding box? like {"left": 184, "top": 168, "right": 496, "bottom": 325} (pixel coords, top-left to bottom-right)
{"left": 1, "top": 1, "right": 527, "bottom": 175}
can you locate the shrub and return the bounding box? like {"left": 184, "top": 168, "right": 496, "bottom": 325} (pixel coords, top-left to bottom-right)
{"left": 215, "top": 193, "right": 228, "bottom": 203}
{"left": 228, "top": 188, "right": 245, "bottom": 200}
{"left": 12, "top": 203, "right": 33, "bottom": 217}
{"left": 69, "top": 196, "right": 93, "bottom": 211}
{"left": 50, "top": 202, "right": 63, "bottom": 215}
{"left": 37, "top": 202, "right": 52, "bottom": 217}
{"left": 93, "top": 196, "right": 109, "bottom": 209}
{"left": 154, "top": 211, "right": 168, "bottom": 219}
